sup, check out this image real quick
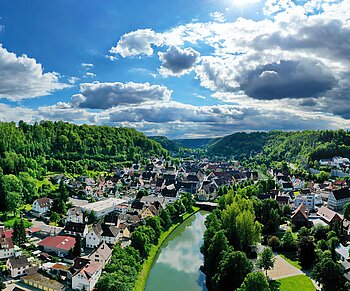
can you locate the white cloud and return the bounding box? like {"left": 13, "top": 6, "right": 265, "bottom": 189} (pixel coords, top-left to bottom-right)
{"left": 210, "top": 11, "right": 226, "bottom": 23}
{"left": 110, "top": 29, "right": 164, "bottom": 57}
{"left": 85, "top": 72, "right": 96, "bottom": 78}
{"left": 81, "top": 63, "right": 94, "bottom": 69}
{"left": 0, "top": 44, "right": 69, "bottom": 101}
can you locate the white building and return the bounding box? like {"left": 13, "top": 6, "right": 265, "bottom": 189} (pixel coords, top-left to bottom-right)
{"left": 66, "top": 207, "right": 85, "bottom": 224}
{"left": 6, "top": 255, "right": 30, "bottom": 278}
{"left": 86, "top": 223, "right": 120, "bottom": 248}
{"left": 32, "top": 197, "right": 52, "bottom": 214}
{"left": 81, "top": 198, "right": 126, "bottom": 218}
{"left": 72, "top": 260, "right": 102, "bottom": 291}
{"left": 88, "top": 242, "right": 112, "bottom": 268}
{"left": 295, "top": 194, "right": 316, "bottom": 211}
{"left": 328, "top": 188, "right": 350, "bottom": 211}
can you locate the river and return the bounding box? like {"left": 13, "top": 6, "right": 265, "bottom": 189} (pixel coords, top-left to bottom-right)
{"left": 145, "top": 211, "right": 208, "bottom": 291}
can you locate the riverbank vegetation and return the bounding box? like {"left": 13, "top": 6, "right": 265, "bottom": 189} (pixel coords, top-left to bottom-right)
{"left": 96, "top": 193, "right": 196, "bottom": 291}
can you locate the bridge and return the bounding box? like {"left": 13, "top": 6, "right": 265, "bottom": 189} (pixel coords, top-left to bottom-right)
{"left": 195, "top": 201, "right": 218, "bottom": 211}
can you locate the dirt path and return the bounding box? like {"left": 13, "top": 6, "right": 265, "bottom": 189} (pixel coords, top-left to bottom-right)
{"left": 267, "top": 255, "right": 303, "bottom": 280}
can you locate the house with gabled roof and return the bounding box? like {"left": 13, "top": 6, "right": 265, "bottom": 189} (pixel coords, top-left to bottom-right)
{"left": 291, "top": 203, "right": 310, "bottom": 228}
{"left": 6, "top": 255, "right": 31, "bottom": 278}
{"left": 32, "top": 198, "right": 52, "bottom": 214}
{"left": 317, "top": 206, "right": 343, "bottom": 225}
{"left": 63, "top": 222, "right": 88, "bottom": 238}
{"left": 72, "top": 260, "right": 102, "bottom": 291}
{"left": 88, "top": 242, "right": 112, "bottom": 267}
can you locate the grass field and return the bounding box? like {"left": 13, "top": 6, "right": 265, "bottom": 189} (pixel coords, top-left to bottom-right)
{"left": 277, "top": 275, "right": 315, "bottom": 291}
{"left": 134, "top": 207, "right": 200, "bottom": 291}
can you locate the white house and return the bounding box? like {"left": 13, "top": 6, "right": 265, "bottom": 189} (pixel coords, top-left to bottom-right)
{"left": 32, "top": 197, "right": 52, "bottom": 214}
{"left": 0, "top": 227, "right": 16, "bottom": 260}
{"left": 72, "top": 260, "right": 102, "bottom": 291}
{"left": 328, "top": 188, "right": 350, "bottom": 211}
{"left": 81, "top": 198, "right": 126, "bottom": 218}
{"left": 63, "top": 222, "right": 88, "bottom": 238}
{"left": 6, "top": 255, "right": 30, "bottom": 278}
{"left": 88, "top": 242, "right": 112, "bottom": 268}
{"left": 86, "top": 223, "right": 119, "bottom": 248}
{"left": 66, "top": 207, "right": 85, "bottom": 224}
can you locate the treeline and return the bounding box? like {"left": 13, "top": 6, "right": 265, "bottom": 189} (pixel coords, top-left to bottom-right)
{"left": 0, "top": 120, "right": 167, "bottom": 176}
{"left": 96, "top": 193, "right": 195, "bottom": 291}
{"left": 206, "top": 130, "right": 350, "bottom": 167}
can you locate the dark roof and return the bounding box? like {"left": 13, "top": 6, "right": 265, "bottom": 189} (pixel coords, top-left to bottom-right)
{"left": 35, "top": 197, "right": 51, "bottom": 208}
{"left": 64, "top": 222, "right": 87, "bottom": 234}
{"left": 276, "top": 196, "right": 289, "bottom": 203}
{"left": 72, "top": 257, "right": 90, "bottom": 271}
{"left": 8, "top": 255, "right": 29, "bottom": 269}
{"left": 104, "top": 214, "right": 119, "bottom": 225}
{"left": 332, "top": 188, "right": 350, "bottom": 200}
{"left": 282, "top": 183, "right": 293, "bottom": 189}
{"left": 162, "top": 188, "right": 177, "bottom": 197}
{"left": 101, "top": 225, "right": 119, "bottom": 238}
{"left": 131, "top": 200, "right": 144, "bottom": 210}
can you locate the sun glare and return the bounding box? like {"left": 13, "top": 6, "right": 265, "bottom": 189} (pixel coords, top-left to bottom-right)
{"left": 232, "top": 0, "right": 260, "bottom": 6}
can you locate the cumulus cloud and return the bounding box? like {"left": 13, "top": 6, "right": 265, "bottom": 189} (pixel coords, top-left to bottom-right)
{"left": 158, "top": 46, "right": 200, "bottom": 76}
{"left": 210, "top": 11, "right": 225, "bottom": 23}
{"left": 0, "top": 45, "right": 69, "bottom": 101}
{"left": 72, "top": 81, "right": 172, "bottom": 109}
{"left": 110, "top": 29, "right": 164, "bottom": 57}
{"left": 37, "top": 102, "right": 92, "bottom": 122}
{"left": 240, "top": 60, "right": 336, "bottom": 100}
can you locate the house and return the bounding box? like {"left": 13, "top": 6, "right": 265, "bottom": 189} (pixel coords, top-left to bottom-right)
{"left": 328, "top": 188, "right": 350, "bottom": 211}
{"left": 282, "top": 182, "right": 293, "bottom": 192}
{"left": 130, "top": 200, "right": 145, "bottom": 215}
{"left": 0, "top": 228, "right": 15, "bottom": 259}
{"left": 86, "top": 223, "right": 119, "bottom": 248}
{"left": 335, "top": 243, "right": 350, "bottom": 273}
{"left": 6, "top": 255, "right": 30, "bottom": 278}
{"left": 22, "top": 273, "right": 66, "bottom": 291}
{"left": 88, "top": 242, "right": 112, "bottom": 267}
{"left": 38, "top": 236, "right": 76, "bottom": 256}
{"left": 66, "top": 207, "right": 85, "bottom": 224}
{"left": 291, "top": 203, "right": 309, "bottom": 228}
{"left": 63, "top": 222, "right": 88, "bottom": 238}
{"left": 276, "top": 195, "right": 290, "bottom": 208}
{"left": 72, "top": 260, "right": 102, "bottom": 291}
{"left": 81, "top": 198, "right": 126, "bottom": 218}
{"left": 317, "top": 206, "right": 343, "bottom": 225}
{"left": 140, "top": 205, "right": 159, "bottom": 220}
{"left": 32, "top": 198, "right": 52, "bottom": 214}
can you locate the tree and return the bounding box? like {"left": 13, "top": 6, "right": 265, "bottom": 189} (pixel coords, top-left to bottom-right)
{"left": 298, "top": 236, "right": 315, "bottom": 268}
{"left": 71, "top": 235, "right": 81, "bottom": 257}
{"left": 12, "top": 217, "right": 27, "bottom": 246}
{"left": 159, "top": 209, "right": 171, "bottom": 230}
{"left": 236, "top": 210, "right": 261, "bottom": 252}
{"left": 268, "top": 236, "right": 280, "bottom": 251}
{"left": 312, "top": 257, "right": 346, "bottom": 291}
{"left": 6, "top": 191, "right": 22, "bottom": 215}
{"left": 238, "top": 272, "right": 271, "bottom": 291}
{"left": 212, "top": 248, "right": 253, "bottom": 290}
{"left": 280, "top": 231, "right": 297, "bottom": 251}
{"left": 50, "top": 212, "right": 60, "bottom": 224}
{"left": 146, "top": 217, "right": 162, "bottom": 243}
{"left": 257, "top": 247, "right": 275, "bottom": 277}
{"left": 343, "top": 202, "right": 350, "bottom": 221}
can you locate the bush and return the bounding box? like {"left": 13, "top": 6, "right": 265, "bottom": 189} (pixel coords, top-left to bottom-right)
{"left": 268, "top": 236, "right": 280, "bottom": 251}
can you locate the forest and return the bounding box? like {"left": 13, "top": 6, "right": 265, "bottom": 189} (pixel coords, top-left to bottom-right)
{"left": 206, "top": 130, "right": 350, "bottom": 167}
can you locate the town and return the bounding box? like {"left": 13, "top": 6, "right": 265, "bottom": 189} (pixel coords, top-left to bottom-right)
{"left": 1, "top": 153, "right": 350, "bottom": 290}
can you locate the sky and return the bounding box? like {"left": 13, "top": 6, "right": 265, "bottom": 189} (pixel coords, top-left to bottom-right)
{"left": 0, "top": 0, "right": 350, "bottom": 138}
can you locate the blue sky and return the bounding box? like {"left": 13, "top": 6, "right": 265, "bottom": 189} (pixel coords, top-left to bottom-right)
{"left": 0, "top": 0, "right": 349, "bottom": 138}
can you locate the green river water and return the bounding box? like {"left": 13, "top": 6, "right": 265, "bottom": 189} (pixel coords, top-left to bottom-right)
{"left": 145, "top": 211, "right": 208, "bottom": 291}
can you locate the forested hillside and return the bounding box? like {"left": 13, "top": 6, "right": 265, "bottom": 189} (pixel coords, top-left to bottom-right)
{"left": 175, "top": 138, "right": 218, "bottom": 149}
{"left": 207, "top": 130, "right": 350, "bottom": 166}
{"left": 0, "top": 121, "right": 167, "bottom": 176}
{"left": 149, "top": 136, "right": 182, "bottom": 153}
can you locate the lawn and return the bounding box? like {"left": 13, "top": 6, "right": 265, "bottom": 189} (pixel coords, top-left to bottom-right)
{"left": 134, "top": 207, "right": 200, "bottom": 291}
{"left": 3, "top": 217, "right": 32, "bottom": 228}
{"left": 277, "top": 275, "right": 315, "bottom": 291}
{"left": 279, "top": 252, "right": 302, "bottom": 270}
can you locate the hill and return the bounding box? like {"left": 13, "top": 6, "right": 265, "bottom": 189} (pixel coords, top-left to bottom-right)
{"left": 175, "top": 138, "right": 218, "bottom": 149}
{"left": 206, "top": 130, "right": 350, "bottom": 166}
{"left": 0, "top": 121, "right": 167, "bottom": 176}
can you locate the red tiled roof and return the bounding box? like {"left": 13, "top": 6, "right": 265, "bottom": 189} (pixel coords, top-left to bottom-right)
{"left": 38, "top": 236, "right": 76, "bottom": 251}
